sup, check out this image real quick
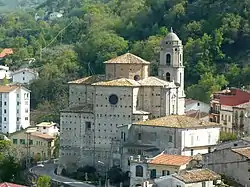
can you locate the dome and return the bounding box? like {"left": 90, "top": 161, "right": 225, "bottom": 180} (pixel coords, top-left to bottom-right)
{"left": 165, "top": 27, "right": 180, "bottom": 41}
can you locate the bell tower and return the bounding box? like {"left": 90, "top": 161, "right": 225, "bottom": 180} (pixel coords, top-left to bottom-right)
{"left": 159, "top": 28, "right": 185, "bottom": 114}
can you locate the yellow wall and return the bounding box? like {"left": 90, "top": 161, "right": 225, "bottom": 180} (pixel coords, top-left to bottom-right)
{"left": 148, "top": 163, "right": 181, "bottom": 178}
{"left": 9, "top": 130, "right": 54, "bottom": 160}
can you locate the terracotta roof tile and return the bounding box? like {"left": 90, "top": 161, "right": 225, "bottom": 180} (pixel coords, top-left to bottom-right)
{"left": 234, "top": 101, "right": 250, "bottom": 109}
{"left": 30, "top": 132, "right": 55, "bottom": 140}
{"left": 232, "top": 146, "right": 250, "bottom": 158}
{"left": 0, "top": 48, "right": 14, "bottom": 58}
{"left": 173, "top": 168, "right": 221, "bottom": 183}
{"left": 103, "top": 53, "right": 150, "bottom": 64}
{"left": 0, "top": 85, "right": 19, "bottom": 93}
{"left": 0, "top": 182, "right": 27, "bottom": 187}
{"left": 134, "top": 115, "right": 220, "bottom": 128}
{"left": 92, "top": 78, "right": 140, "bottom": 87}
{"left": 185, "top": 110, "right": 209, "bottom": 119}
{"left": 149, "top": 153, "right": 192, "bottom": 166}
{"left": 68, "top": 74, "right": 106, "bottom": 84}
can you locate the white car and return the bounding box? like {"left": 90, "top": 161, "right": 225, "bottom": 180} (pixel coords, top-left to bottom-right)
{"left": 37, "top": 163, "right": 44, "bottom": 167}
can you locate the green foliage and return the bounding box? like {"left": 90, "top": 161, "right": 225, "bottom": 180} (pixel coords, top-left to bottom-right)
{"left": 37, "top": 175, "right": 51, "bottom": 187}
{"left": 53, "top": 135, "right": 60, "bottom": 158}
{"left": 219, "top": 131, "right": 237, "bottom": 142}
{"left": 0, "top": 140, "right": 22, "bottom": 183}
{"left": 2, "top": 75, "right": 8, "bottom": 85}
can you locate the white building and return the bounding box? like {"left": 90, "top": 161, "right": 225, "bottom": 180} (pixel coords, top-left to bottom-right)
{"left": 185, "top": 99, "right": 210, "bottom": 113}
{"left": 0, "top": 65, "right": 12, "bottom": 80}
{"left": 59, "top": 29, "right": 186, "bottom": 172}
{"left": 36, "top": 122, "right": 59, "bottom": 137}
{"left": 119, "top": 115, "right": 221, "bottom": 171}
{"left": 12, "top": 68, "right": 39, "bottom": 84}
{"left": 0, "top": 85, "right": 30, "bottom": 134}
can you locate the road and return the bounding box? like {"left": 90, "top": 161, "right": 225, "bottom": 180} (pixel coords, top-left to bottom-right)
{"left": 31, "top": 163, "right": 95, "bottom": 187}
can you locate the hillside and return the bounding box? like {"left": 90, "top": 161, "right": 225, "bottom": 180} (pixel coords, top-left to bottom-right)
{"left": 0, "top": 0, "right": 250, "bottom": 122}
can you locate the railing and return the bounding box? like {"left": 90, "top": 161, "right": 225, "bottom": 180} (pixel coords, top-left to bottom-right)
{"left": 209, "top": 109, "right": 220, "bottom": 114}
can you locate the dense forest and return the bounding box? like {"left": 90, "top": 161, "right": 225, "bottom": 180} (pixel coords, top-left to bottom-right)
{"left": 1, "top": 0, "right": 250, "bottom": 122}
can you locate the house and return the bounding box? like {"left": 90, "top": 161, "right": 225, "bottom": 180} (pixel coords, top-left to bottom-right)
{"left": 0, "top": 182, "right": 27, "bottom": 187}
{"left": 204, "top": 145, "right": 250, "bottom": 186}
{"left": 129, "top": 153, "right": 195, "bottom": 187}
{"left": 119, "top": 115, "right": 221, "bottom": 171}
{"left": 0, "top": 85, "right": 30, "bottom": 133}
{"left": 0, "top": 65, "right": 12, "bottom": 81}
{"left": 12, "top": 68, "right": 39, "bottom": 84}
{"left": 209, "top": 88, "right": 250, "bottom": 133}
{"left": 151, "top": 168, "right": 221, "bottom": 187}
{"left": 185, "top": 99, "right": 210, "bottom": 113}
{"left": 9, "top": 127, "right": 55, "bottom": 161}
{"left": 59, "top": 29, "right": 186, "bottom": 171}
{"left": 36, "top": 122, "right": 59, "bottom": 137}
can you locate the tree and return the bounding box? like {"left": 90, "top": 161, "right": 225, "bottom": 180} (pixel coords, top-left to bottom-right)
{"left": 37, "top": 175, "right": 51, "bottom": 187}
{"left": 2, "top": 75, "right": 8, "bottom": 85}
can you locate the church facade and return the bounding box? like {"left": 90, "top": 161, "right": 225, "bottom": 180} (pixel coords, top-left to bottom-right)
{"left": 58, "top": 30, "right": 186, "bottom": 171}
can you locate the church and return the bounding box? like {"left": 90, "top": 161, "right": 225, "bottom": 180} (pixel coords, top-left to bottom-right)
{"left": 58, "top": 29, "right": 186, "bottom": 171}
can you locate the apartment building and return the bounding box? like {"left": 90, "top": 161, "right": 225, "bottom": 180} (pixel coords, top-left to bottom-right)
{"left": 0, "top": 85, "right": 30, "bottom": 133}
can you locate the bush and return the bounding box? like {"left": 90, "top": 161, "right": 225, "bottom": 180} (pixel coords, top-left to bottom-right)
{"left": 219, "top": 131, "right": 237, "bottom": 142}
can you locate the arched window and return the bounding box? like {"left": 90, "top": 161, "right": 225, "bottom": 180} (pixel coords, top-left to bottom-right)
{"left": 180, "top": 54, "right": 182, "bottom": 61}
{"left": 135, "top": 165, "right": 143, "bottom": 177}
{"left": 166, "top": 72, "right": 171, "bottom": 81}
{"left": 166, "top": 54, "right": 171, "bottom": 65}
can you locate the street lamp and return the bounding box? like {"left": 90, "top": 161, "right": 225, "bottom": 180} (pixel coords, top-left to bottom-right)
{"left": 98, "top": 160, "right": 108, "bottom": 187}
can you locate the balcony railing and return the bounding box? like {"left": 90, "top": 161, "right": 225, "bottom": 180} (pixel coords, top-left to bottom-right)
{"left": 209, "top": 109, "right": 220, "bottom": 114}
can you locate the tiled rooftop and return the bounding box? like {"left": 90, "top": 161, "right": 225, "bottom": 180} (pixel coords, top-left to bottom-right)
{"left": 149, "top": 153, "right": 192, "bottom": 166}
{"left": 232, "top": 146, "right": 250, "bottom": 159}
{"left": 103, "top": 53, "right": 150, "bottom": 64}
{"left": 0, "top": 182, "right": 27, "bottom": 187}
{"left": 185, "top": 110, "right": 209, "bottom": 119}
{"left": 134, "top": 115, "right": 220, "bottom": 128}
{"left": 92, "top": 78, "right": 140, "bottom": 87}
{"left": 234, "top": 100, "right": 250, "bottom": 109}
{"left": 68, "top": 74, "right": 106, "bottom": 84}
{"left": 173, "top": 168, "right": 221, "bottom": 183}
{"left": 138, "top": 76, "right": 174, "bottom": 87}
{"left": 30, "top": 132, "right": 55, "bottom": 140}
{"left": 0, "top": 48, "right": 14, "bottom": 58}
{"left": 0, "top": 85, "right": 19, "bottom": 93}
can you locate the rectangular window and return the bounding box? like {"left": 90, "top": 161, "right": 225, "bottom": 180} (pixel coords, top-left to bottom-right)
{"left": 208, "top": 147, "right": 211, "bottom": 153}
{"left": 17, "top": 117, "right": 19, "bottom": 121}
{"left": 25, "top": 109, "right": 28, "bottom": 113}
{"left": 4, "top": 117, "right": 6, "bottom": 121}
{"left": 4, "top": 102, "right": 6, "bottom": 106}
{"left": 150, "top": 169, "right": 156, "bottom": 179}
{"left": 17, "top": 102, "right": 19, "bottom": 106}
{"left": 85, "top": 121, "right": 91, "bottom": 131}
{"left": 17, "top": 109, "right": 19, "bottom": 114}
{"left": 29, "top": 140, "right": 33, "bottom": 145}
{"left": 25, "top": 117, "right": 28, "bottom": 120}
{"left": 138, "top": 133, "right": 141, "bottom": 140}
{"left": 191, "top": 149, "right": 194, "bottom": 156}
{"left": 17, "top": 94, "right": 19, "bottom": 98}
{"left": 167, "top": 170, "right": 170, "bottom": 175}
{"left": 4, "top": 109, "right": 6, "bottom": 114}
{"left": 169, "top": 135, "right": 173, "bottom": 142}
{"left": 13, "top": 139, "right": 17, "bottom": 144}
{"left": 162, "top": 170, "right": 166, "bottom": 176}
{"left": 20, "top": 139, "right": 25, "bottom": 144}
{"left": 123, "top": 132, "right": 126, "bottom": 142}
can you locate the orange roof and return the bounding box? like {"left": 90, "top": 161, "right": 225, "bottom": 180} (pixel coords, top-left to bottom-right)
{"left": 232, "top": 146, "right": 250, "bottom": 158}
{"left": 0, "top": 85, "right": 18, "bottom": 93}
{"left": 0, "top": 183, "right": 27, "bottom": 187}
{"left": 30, "top": 132, "right": 55, "bottom": 140}
{"left": 0, "top": 48, "right": 14, "bottom": 58}
{"left": 149, "top": 153, "right": 192, "bottom": 166}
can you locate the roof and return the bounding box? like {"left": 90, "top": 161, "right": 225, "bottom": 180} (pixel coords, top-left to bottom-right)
{"left": 0, "top": 85, "right": 19, "bottom": 93}
{"left": 134, "top": 115, "right": 220, "bottom": 128}
{"left": 220, "top": 105, "right": 233, "bottom": 111}
{"left": 148, "top": 153, "right": 192, "bottom": 166}
{"left": 164, "top": 28, "right": 180, "bottom": 42}
{"left": 92, "top": 78, "right": 140, "bottom": 87}
{"left": 232, "top": 146, "right": 250, "bottom": 159}
{"left": 36, "top": 122, "right": 57, "bottom": 127}
{"left": 103, "top": 53, "right": 150, "bottom": 64}
{"left": 185, "top": 110, "right": 209, "bottom": 119}
{"left": 68, "top": 74, "right": 106, "bottom": 84}
{"left": 216, "top": 89, "right": 250, "bottom": 106}
{"left": 12, "top": 68, "right": 38, "bottom": 76}
{"left": 0, "top": 182, "right": 27, "bottom": 187}
{"left": 0, "top": 48, "right": 14, "bottom": 58}
{"left": 173, "top": 168, "right": 221, "bottom": 183}
{"left": 30, "top": 131, "right": 55, "bottom": 141}
{"left": 138, "top": 76, "right": 175, "bottom": 87}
